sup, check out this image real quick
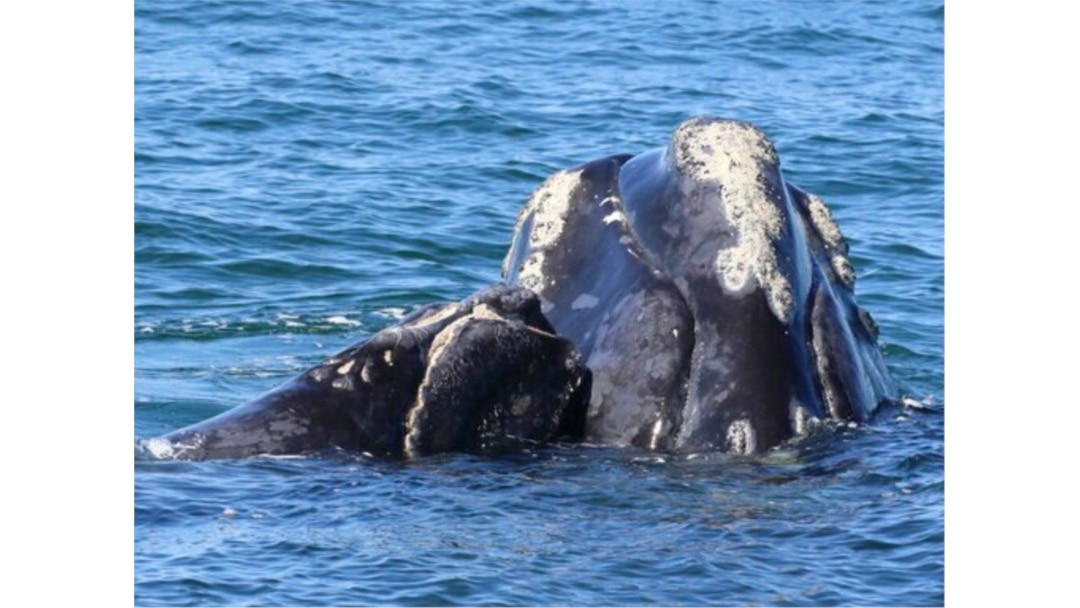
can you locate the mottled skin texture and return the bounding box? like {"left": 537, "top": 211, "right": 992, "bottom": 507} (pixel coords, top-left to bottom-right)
{"left": 154, "top": 285, "right": 590, "bottom": 460}
{"left": 503, "top": 155, "right": 692, "bottom": 449}
{"left": 151, "top": 116, "right": 895, "bottom": 460}
{"left": 504, "top": 117, "right": 895, "bottom": 454}
{"left": 615, "top": 120, "right": 814, "bottom": 452}
{"left": 407, "top": 317, "right": 589, "bottom": 456}
{"left": 789, "top": 184, "right": 894, "bottom": 418}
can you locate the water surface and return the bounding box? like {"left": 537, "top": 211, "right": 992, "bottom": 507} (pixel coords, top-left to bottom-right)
{"left": 135, "top": 1, "right": 944, "bottom": 605}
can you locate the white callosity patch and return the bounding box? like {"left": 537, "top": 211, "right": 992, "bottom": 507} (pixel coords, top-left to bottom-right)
{"left": 602, "top": 210, "right": 626, "bottom": 225}
{"left": 726, "top": 418, "right": 757, "bottom": 455}
{"left": 470, "top": 303, "right": 507, "bottom": 322}
{"left": 671, "top": 119, "right": 794, "bottom": 323}
{"left": 403, "top": 314, "right": 475, "bottom": 458}
{"left": 789, "top": 399, "right": 819, "bottom": 436}
{"left": 805, "top": 193, "right": 845, "bottom": 250}
{"left": 510, "top": 169, "right": 583, "bottom": 292}
{"left": 649, "top": 416, "right": 665, "bottom": 451}
{"left": 571, "top": 293, "right": 599, "bottom": 310}
{"left": 336, "top": 360, "right": 354, "bottom": 375}
{"left": 408, "top": 303, "right": 460, "bottom": 330}
{"left": 831, "top": 254, "right": 856, "bottom": 288}
{"left": 806, "top": 193, "right": 856, "bottom": 288}
{"left": 811, "top": 322, "right": 843, "bottom": 419}
{"left": 382, "top": 350, "right": 393, "bottom": 366}
{"left": 403, "top": 312, "right": 569, "bottom": 457}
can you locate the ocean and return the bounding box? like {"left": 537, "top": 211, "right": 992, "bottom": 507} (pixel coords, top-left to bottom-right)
{"left": 135, "top": 1, "right": 944, "bottom": 605}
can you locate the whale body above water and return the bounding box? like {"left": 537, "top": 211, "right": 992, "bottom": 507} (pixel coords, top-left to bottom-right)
{"left": 144, "top": 117, "right": 895, "bottom": 460}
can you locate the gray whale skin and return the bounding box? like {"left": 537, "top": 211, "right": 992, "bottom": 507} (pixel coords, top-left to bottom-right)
{"left": 145, "top": 117, "right": 895, "bottom": 460}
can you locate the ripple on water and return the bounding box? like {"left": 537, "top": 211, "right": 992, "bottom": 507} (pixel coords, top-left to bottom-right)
{"left": 135, "top": 0, "right": 943, "bottom": 605}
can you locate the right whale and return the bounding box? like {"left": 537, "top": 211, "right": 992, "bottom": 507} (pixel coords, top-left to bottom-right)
{"left": 504, "top": 116, "right": 896, "bottom": 454}
{"left": 147, "top": 116, "right": 896, "bottom": 460}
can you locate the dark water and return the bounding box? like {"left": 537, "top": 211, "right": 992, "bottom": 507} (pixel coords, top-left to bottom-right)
{"left": 135, "top": 1, "right": 943, "bottom": 605}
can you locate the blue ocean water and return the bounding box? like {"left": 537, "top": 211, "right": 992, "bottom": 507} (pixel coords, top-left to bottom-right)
{"left": 134, "top": 1, "right": 944, "bottom": 605}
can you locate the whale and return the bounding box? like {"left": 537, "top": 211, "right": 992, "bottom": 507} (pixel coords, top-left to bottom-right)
{"left": 504, "top": 117, "right": 895, "bottom": 454}
{"left": 502, "top": 154, "right": 695, "bottom": 450}
{"left": 144, "top": 116, "right": 895, "bottom": 460}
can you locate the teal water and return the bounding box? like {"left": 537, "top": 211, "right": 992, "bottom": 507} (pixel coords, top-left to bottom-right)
{"left": 135, "top": 1, "right": 944, "bottom": 605}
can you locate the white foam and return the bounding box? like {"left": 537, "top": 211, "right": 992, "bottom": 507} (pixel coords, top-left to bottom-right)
{"left": 142, "top": 437, "right": 176, "bottom": 459}
{"left": 374, "top": 307, "right": 407, "bottom": 320}
{"left": 326, "top": 315, "right": 360, "bottom": 327}
{"left": 142, "top": 436, "right": 202, "bottom": 459}
{"left": 903, "top": 396, "right": 934, "bottom": 410}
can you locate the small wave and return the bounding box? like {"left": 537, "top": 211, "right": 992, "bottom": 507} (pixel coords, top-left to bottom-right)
{"left": 373, "top": 307, "right": 407, "bottom": 320}
{"left": 902, "top": 395, "right": 941, "bottom": 411}
{"left": 136, "top": 436, "right": 203, "bottom": 461}
{"left": 134, "top": 313, "right": 371, "bottom": 342}
{"left": 194, "top": 116, "right": 271, "bottom": 133}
